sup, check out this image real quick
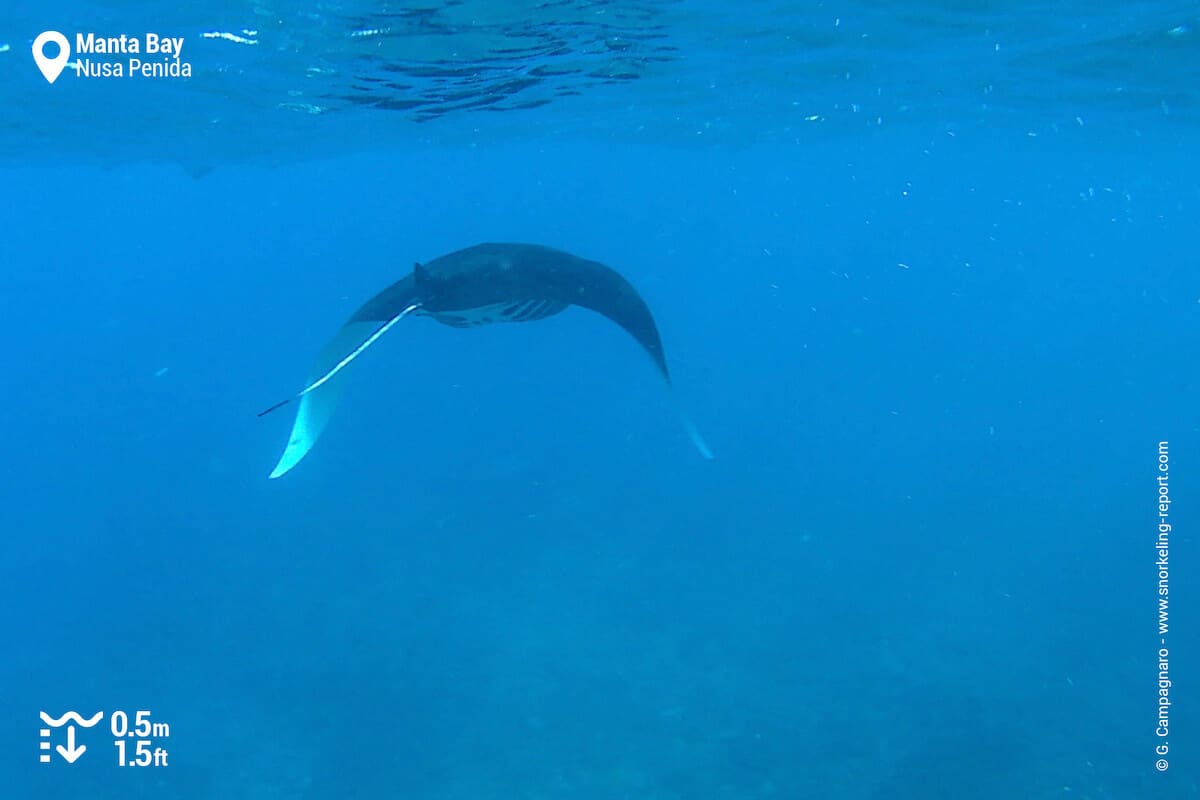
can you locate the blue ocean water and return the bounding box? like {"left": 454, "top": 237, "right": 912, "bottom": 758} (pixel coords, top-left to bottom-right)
{"left": 1, "top": 1, "right": 1197, "bottom": 797}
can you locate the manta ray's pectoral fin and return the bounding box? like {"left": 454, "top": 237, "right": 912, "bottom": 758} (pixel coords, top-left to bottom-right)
{"left": 560, "top": 260, "right": 713, "bottom": 459}
{"left": 672, "top": 399, "right": 715, "bottom": 460}
{"left": 263, "top": 303, "right": 420, "bottom": 479}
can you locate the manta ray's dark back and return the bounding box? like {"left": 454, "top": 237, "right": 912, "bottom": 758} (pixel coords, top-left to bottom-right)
{"left": 354, "top": 242, "right": 671, "bottom": 383}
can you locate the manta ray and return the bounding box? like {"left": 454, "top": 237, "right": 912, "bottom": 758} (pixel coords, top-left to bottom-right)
{"left": 260, "top": 242, "right": 713, "bottom": 478}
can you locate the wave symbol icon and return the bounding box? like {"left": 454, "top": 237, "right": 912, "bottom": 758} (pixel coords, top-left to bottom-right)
{"left": 40, "top": 711, "right": 103, "bottom": 728}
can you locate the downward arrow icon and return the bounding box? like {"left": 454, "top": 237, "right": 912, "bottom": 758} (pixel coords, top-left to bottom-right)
{"left": 56, "top": 725, "right": 86, "bottom": 763}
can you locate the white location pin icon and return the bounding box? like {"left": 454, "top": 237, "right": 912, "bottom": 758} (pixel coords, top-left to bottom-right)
{"left": 32, "top": 31, "right": 70, "bottom": 84}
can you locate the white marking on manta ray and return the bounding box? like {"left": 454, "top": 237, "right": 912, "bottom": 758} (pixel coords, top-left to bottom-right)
{"left": 302, "top": 303, "right": 420, "bottom": 395}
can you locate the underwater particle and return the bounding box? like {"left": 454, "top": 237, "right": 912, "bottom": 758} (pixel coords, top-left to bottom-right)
{"left": 0, "top": 43, "right": 10, "bottom": 53}
{"left": 154, "top": 367, "right": 169, "bottom": 377}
